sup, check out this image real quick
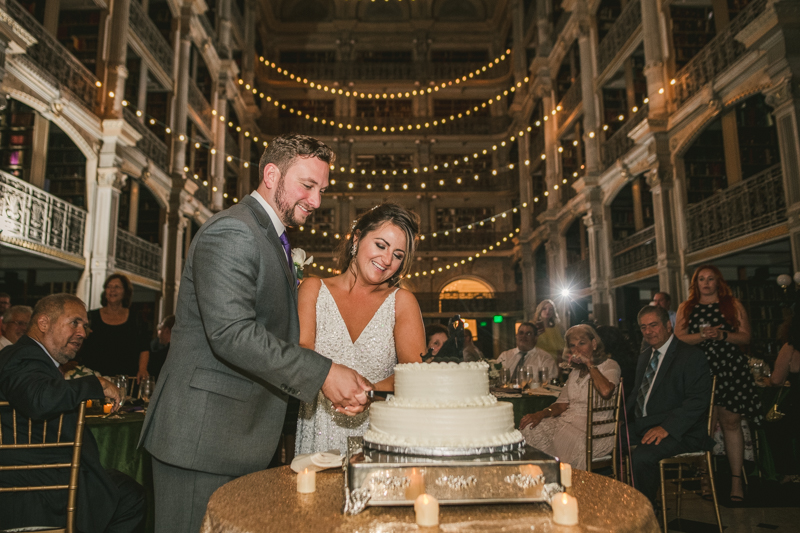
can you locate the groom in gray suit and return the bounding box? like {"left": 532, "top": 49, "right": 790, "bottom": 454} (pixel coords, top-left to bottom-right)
{"left": 140, "top": 134, "right": 371, "bottom": 533}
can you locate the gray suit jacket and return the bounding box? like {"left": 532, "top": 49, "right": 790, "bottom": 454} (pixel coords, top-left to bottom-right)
{"left": 139, "top": 195, "right": 332, "bottom": 476}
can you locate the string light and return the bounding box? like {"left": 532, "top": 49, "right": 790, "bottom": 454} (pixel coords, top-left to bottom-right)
{"left": 411, "top": 228, "right": 521, "bottom": 279}
{"left": 242, "top": 81, "right": 523, "bottom": 133}
{"left": 256, "top": 50, "right": 512, "bottom": 99}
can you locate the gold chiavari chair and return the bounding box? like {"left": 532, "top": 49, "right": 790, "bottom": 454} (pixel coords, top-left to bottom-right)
{"left": 586, "top": 378, "right": 622, "bottom": 478}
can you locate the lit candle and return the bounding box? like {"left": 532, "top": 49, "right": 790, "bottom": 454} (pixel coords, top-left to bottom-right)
{"left": 297, "top": 468, "right": 316, "bottom": 493}
{"left": 406, "top": 468, "right": 425, "bottom": 501}
{"left": 414, "top": 493, "right": 439, "bottom": 527}
{"left": 552, "top": 492, "right": 578, "bottom": 525}
{"left": 86, "top": 400, "right": 93, "bottom": 408}
{"left": 560, "top": 462, "right": 572, "bottom": 488}
{"left": 103, "top": 403, "right": 112, "bottom": 414}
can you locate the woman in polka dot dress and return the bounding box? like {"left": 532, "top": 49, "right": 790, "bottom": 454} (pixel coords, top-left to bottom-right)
{"left": 676, "top": 264, "right": 762, "bottom": 503}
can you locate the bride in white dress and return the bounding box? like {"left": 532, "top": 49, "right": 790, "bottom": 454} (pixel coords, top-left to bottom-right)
{"left": 295, "top": 203, "right": 427, "bottom": 455}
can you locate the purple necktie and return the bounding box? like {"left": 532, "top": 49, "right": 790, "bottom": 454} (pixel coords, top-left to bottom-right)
{"left": 279, "top": 231, "right": 292, "bottom": 270}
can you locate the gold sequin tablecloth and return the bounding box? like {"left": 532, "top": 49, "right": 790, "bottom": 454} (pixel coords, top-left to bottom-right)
{"left": 200, "top": 466, "right": 659, "bottom": 533}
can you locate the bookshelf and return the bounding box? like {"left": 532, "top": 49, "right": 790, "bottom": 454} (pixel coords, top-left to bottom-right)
{"left": 45, "top": 123, "right": 87, "bottom": 208}
{"left": 683, "top": 119, "right": 727, "bottom": 204}
{"left": 0, "top": 99, "right": 35, "bottom": 184}
{"left": 435, "top": 207, "right": 493, "bottom": 230}
{"left": 146, "top": 91, "right": 170, "bottom": 143}
{"left": 601, "top": 86, "right": 627, "bottom": 138}
{"left": 735, "top": 94, "right": 780, "bottom": 180}
{"left": 669, "top": 5, "right": 716, "bottom": 71}
{"left": 57, "top": 9, "right": 102, "bottom": 75}
{"left": 597, "top": 0, "right": 623, "bottom": 43}
{"left": 728, "top": 279, "right": 785, "bottom": 359}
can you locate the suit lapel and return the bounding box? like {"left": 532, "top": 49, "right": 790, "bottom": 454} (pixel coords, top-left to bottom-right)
{"left": 629, "top": 349, "right": 650, "bottom": 410}
{"left": 241, "top": 195, "right": 295, "bottom": 288}
{"left": 648, "top": 337, "right": 678, "bottom": 399}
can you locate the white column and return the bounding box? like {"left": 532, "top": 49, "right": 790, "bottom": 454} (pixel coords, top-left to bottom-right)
{"left": 577, "top": 19, "right": 601, "bottom": 180}
{"left": 104, "top": 0, "right": 131, "bottom": 118}
{"left": 640, "top": 0, "right": 668, "bottom": 118}
{"left": 89, "top": 168, "right": 125, "bottom": 308}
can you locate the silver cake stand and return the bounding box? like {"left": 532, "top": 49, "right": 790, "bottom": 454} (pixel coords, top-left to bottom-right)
{"left": 343, "top": 437, "right": 564, "bottom": 515}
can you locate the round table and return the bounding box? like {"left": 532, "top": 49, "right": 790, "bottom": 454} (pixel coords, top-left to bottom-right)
{"left": 201, "top": 466, "right": 659, "bottom": 533}
{"left": 493, "top": 392, "right": 558, "bottom": 427}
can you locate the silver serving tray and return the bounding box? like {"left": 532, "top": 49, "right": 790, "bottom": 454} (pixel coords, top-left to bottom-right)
{"left": 343, "top": 437, "right": 563, "bottom": 514}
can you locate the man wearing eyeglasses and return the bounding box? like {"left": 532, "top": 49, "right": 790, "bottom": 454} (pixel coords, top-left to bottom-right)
{"left": 497, "top": 322, "right": 558, "bottom": 381}
{"left": 0, "top": 305, "right": 32, "bottom": 349}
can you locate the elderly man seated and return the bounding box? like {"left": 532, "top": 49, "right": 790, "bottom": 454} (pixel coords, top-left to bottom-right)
{"left": 0, "top": 293, "right": 146, "bottom": 533}
{"left": 0, "top": 305, "right": 32, "bottom": 349}
{"left": 497, "top": 322, "right": 558, "bottom": 382}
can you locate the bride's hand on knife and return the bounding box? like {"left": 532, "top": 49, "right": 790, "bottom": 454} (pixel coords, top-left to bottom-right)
{"left": 322, "top": 362, "right": 373, "bottom": 416}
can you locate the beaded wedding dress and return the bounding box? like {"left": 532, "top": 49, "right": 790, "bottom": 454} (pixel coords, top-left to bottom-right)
{"left": 295, "top": 281, "right": 398, "bottom": 454}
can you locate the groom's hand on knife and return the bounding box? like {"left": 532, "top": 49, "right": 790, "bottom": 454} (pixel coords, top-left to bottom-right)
{"left": 322, "top": 362, "right": 373, "bottom": 416}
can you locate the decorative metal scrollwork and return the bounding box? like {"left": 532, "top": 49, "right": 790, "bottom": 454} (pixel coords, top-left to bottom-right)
{"left": 504, "top": 473, "right": 545, "bottom": 489}
{"left": 435, "top": 474, "right": 477, "bottom": 491}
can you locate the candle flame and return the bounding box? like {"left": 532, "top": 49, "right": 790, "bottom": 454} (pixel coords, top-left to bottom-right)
{"left": 562, "top": 494, "right": 569, "bottom": 503}
{"left": 302, "top": 468, "right": 308, "bottom": 474}
{"left": 422, "top": 495, "right": 429, "bottom": 504}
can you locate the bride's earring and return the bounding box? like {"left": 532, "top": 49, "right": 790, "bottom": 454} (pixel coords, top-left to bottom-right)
{"left": 351, "top": 243, "right": 358, "bottom": 256}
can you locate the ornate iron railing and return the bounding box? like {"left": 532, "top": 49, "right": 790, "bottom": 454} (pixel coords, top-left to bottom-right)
{"left": 188, "top": 80, "right": 212, "bottom": 129}
{"left": 0, "top": 171, "right": 86, "bottom": 259}
{"left": 115, "top": 228, "right": 162, "bottom": 280}
{"left": 415, "top": 292, "right": 523, "bottom": 314}
{"left": 262, "top": 115, "right": 512, "bottom": 137}
{"left": 611, "top": 225, "right": 656, "bottom": 278}
{"left": 7, "top": 0, "right": 98, "bottom": 109}
{"left": 596, "top": 0, "right": 642, "bottom": 75}
{"left": 557, "top": 75, "right": 582, "bottom": 125}
{"left": 123, "top": 108, "right": 170, "bottom": 172}
{"left": 686, "top": 164, "right": 786, "bottom": 252}
{"left": 565, "top": 257, "right": 590, "bottom": 287}
{"left": 129, "top": 0, "right": 173, "bottom": 77}
{"left": 601, "top": 103, "right": 648, "bottom": 166}
{"left": 265, "top": 61, "right": 510, "bottom": 82}
{"left": 672, "top": 0, "right": 766, "bottom": 106}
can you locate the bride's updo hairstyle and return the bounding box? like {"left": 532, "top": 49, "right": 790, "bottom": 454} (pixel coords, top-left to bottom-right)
{"left": 339, "top": 203, "right": 420, "bottom": 287}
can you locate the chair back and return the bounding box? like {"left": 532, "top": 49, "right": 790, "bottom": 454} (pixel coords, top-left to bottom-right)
{"left": 586, "top": 378, "right": 622, "bottom": 475}
{"left": 706, "top": 375, "right": 717, "bottom": 436}
{"left": 0, "top": 400, "right": 87, "bottom": 533}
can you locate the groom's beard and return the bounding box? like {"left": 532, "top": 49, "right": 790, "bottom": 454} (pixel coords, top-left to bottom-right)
{"left": 275, "top": 175, "right": 313, "bottom": 226}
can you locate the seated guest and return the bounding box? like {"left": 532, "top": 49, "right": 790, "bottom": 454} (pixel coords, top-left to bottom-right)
{"left": 497, "top": 322, "right": 557, "bottom": 380}
{"left": 148, "top": 314, "right": 175, "bottom": 378}
{"left": 520, "top": 325, "right": 620, "bottom": 469}
{"left": 462, "top": 328, "right": 484, "bottom": 362}
{"left": 0, "top": 293, "right": 146, "bottom": 533}
{"left": 425, "top": 323, "right": 449, "bottom": 356}
{"left": 0, "top": 305, "right": 32, "bottom": 349}
{"left": 533, "top": 299, "right": 565, "bottom": 364}
{"left": 628, "top": 305, "right": 714, "bottom": 505}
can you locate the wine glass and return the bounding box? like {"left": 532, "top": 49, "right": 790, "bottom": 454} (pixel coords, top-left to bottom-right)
{"left": 140, "top": 377, "right": 155, "bottom": 405}
{"left": 538, "top": 366, "right": 550, "bottom": 386}
{"left": 105, "top": 375, "right": 127, "bottom": 418}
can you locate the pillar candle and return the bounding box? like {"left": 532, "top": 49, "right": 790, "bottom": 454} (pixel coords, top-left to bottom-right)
{"left": 86, "top": 399, "right": 93, "bottom": 408}
{"left": 414, "top": 494, "right": 439, "bottom": 527}
{"left": 103, "top": 403, "right": 112, "bottom": 414}
{"left": 405, "top": 468, "right": 425, "bottom": 500}
{"left": 560, "top": 462, "right": 572, "bottom": 487}
{"left": 297, "top": 468, "right": 316, "bottom": 493}
{"left": 552, "top": 492, "right": 579, "bottom": 526}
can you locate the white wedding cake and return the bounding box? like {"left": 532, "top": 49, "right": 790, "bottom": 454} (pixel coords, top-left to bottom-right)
{"left": 363, "top": 361, "right": 524, "bottom": 450}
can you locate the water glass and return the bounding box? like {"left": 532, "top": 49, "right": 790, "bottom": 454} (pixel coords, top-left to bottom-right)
{"left": 539, "top": 367, "right": 550, "bottom": 385}
{"left": 139, "top": 376, "right": 155, "bottom": 404}
{"left": 699, "top": 321, "right": 711, "bottom": 338}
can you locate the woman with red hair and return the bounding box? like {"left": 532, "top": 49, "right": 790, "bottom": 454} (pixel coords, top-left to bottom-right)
{"left": 676, "top": 265, "right": 762, "bottom": 503}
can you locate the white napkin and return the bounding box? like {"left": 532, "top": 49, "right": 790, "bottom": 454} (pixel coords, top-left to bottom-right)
{"left": 290, "top": 450, "right": 344, "bottom": 473}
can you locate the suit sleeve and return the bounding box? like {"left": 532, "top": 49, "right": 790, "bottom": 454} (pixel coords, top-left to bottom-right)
{"left": 659, "top": 346, "right": 712, "bottom": 440}
{"left": 0, "top": 350, "right": 104, "bottom": 420}
{"left": 192, "top": 217, "right": 331, "bottom": 403}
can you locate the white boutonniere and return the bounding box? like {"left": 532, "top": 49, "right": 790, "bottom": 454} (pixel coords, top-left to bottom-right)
{"left": 291, "top": 248, "right": 313, "bottom": 279}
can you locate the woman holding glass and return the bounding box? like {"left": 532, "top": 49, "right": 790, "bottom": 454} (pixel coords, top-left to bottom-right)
{"left": 675, "top": 264, "right": 761, "bottom": 502}
{"left": 519, "top": 325, "right": 620, "bottom": 469}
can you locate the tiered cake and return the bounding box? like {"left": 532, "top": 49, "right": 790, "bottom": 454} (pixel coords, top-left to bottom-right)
{"left": 363, "top": 361, "right": 524, "bottom": 452}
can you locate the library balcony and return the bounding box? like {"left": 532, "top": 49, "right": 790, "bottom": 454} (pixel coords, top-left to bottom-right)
{"left": 115, "top": 228, "right": 162, "bottom": 284}
{"left": 611, "top": 225, "right": 656, "bottom": 280}
{"left": 686, "top": 164, "right": 786, "bottom": 253}
{"left": 601, "top": 103, "right": 648, "bottom": 168}
{"left": 416, "top": 291, "right": 522, "bottom": 315}
{"left": 556, "top": 75, "right": 582, "bottom": 131}
{"left": 418, "top": 231, "right": 513, "bottom": 253}
{"left": 0, "top": 171, "right": 86, "bottom": 267}
{"left": 7, "top": 0, "right": 99, "bottom": 110}
{"left": 188, "top": 80, "right": 213, "bottom": 132}
{"left": 263, "top": 60, "right": 511, "bottom": 83}
{"left": 123, "top": 109, "right": 170, "bottom": 173}
{"left": 128, "top": 0, "right": 174, "bottom": 83}
{"left": 672, "top": 0, "right": 766, "bottom": 108}
{"left": 596, "top": 0, "right": 642, "bottom": 79}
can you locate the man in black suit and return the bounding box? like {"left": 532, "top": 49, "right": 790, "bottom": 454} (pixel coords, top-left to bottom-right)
{"left": 628, "top": 305, "right": 715, "bottom": 504}
{"left": 0, "top": 293, "right": 146, "bottom": 533}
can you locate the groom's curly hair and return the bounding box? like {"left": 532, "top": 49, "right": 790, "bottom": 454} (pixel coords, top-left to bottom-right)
{"left": 258, "top": 133, "right": 335, "bottom": 182}
{"left": 339, "top": 203, "right": 420, "bottom": 287}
